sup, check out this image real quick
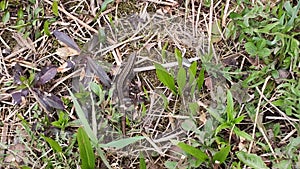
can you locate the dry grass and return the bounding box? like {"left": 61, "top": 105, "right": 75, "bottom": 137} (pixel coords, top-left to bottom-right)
{"left": 0, "top": 0, "right": 299, "bottom": 168}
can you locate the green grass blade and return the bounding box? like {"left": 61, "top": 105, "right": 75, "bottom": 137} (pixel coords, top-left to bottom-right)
{"left": 77, "top": 127, "right": 95, "bottom": 169}
{"left": 188, "top": 61, "right": 197, "bottom": 85}
{"left": 197, "top": 67, "right": 205, "bottom": 91}
{"left": 177, "top": 142, "right": 208, "bottom": 162}
{"left": 176, "top": 67, "right": 186, "bottom": 95}
{"left": 41, "top": 135, "right": 62, "bottom": 153}
{"left": 226, "top": 90, "right": 234, "bottom": 122}
{"left": 68, "top": 88, "right": 97, "bottom": 143}
{"left": 139, "top": 152, "right": 146, "bottom": 169}
{"left": 52, "top": 0, "right": 58, "bottom": 16}
{"left": 175, "top": 48, "right": 183, "bottom": 67}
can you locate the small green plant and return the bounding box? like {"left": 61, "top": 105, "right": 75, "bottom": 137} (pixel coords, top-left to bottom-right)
{"left": 9, "top": 1, "right": 55, "bottom": 38}
{"left": 244, "top": 38, "right": 271, "bottom": 62}
{"left": 51, "top": 111, "right": 70, "bottom": 130}
{"left": 0, "top": 0, "right": 10, "bottom": 24}
{"left": 69, "top": 87, "right": 145, "bottom": 169}
{"left": 154, "top": 48, "right": 205, "bottom": 96}
{"left": 176, "top": 141, "right": 231, "bottom": 168}
{"left": 272, "top": 79, "right": 300, "bottom": 117}
{"left": 12, "top": 64, "right": 64, "bottom": 112}
{"left": 215, "top": 90, "right": 248, "bottom": 139}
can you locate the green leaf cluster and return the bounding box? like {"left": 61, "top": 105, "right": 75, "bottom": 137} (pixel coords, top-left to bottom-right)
{"left": 227, "top": 1, "right": 300, "bottom": 70}
{"left": 176, "top": 142, "right": 231, "bottom": 167}
{"left": 155, "top": 48, "right": 205, "bottom": 96}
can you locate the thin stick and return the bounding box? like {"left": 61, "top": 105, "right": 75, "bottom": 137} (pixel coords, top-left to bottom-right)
{"left": 248, "top": 76, "right": 278, "bottom": 161}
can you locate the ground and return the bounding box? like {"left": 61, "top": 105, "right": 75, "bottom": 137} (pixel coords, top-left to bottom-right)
{"left": 0, "top": 0, "right": 300, "bottom": 169}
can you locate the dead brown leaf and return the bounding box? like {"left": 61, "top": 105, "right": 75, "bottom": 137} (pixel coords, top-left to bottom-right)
{"left": 12, "top": 33, "right": 36, "bottom": 53}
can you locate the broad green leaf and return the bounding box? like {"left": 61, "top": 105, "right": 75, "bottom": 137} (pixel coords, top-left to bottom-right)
{"left": 284, "top": 1, "right": 293, "bottom": 15}
{"left": 256, "top": 38, "right": 266, "bottom": 50}
{"left": 286, "top": 137, "right": 300, "bottom": 156}
{"left": 0, "top": 0, "right": 7, "bottom": 11}
{"left": 273, "top": 160, "right": 292, "bottom": 169}
{"left": 176, "top": 67, "right": 186, "bottom": 95}
{"left": 155, "top": 63, "right": 177, "bottom": 94}
{"left": 101, "top": 0, "right": 114, "bottom": 12}
{"left": 244, "top": 42, "right": 257, "bottom": 56}
{"left": 236, "top": 151, "right": 268, "bottom": 169}
{"left": 43, "top": 20, "right": 51, "bottom": 36}
{"left": 211, "top": 20, "right": 221, "bottom": 43}
{"left": 213, "top": 145, "right": 231, "bottom": 164}
{"left": 77, "top": 127, "right": 95, "bottom": 169}
{"left": 226, "top": 90, "right": 234, "bottom": 122}
{"left": 207, "top": 107, "right": 224, "bottom": 123}
{"left": 290, "top": 38, "right": 299, "bottom": 53}
{"left": 164, "top": 160, "right": 177, "bottom": 169}
{"left": 177, "top": 142, "right": 208, "bottom": 162}
{"left": 181, "top": 119, "right": 197, "bottom": 131}
{"left": 188, "top": 102, "right": 199, "bottom": 116}
{"left": 29, "top": 0, "right": 36, "bottom": 4}
{"left": 139, "top": 152, "right": 146, "bottom": 169}
{"left": 98, "top": 28, "right": 106, "bottom": 43}
{"left": 161, "top": 93, "right": 169, "bottom": 109}
{"left": 33, "top": 7, "right": 43, "bottom": 17}
{"left": 2, "top": 11, "right": 10, "bottom": 24}
{"left": 197, "top": 67, "right": 205, "bottom": 90}
{"left": 101, "top": 136, "right": 144, "bottom": 149}
{"left": 229, "top": 12, "right": 242, "bottom": 19}
{"left": 90, "top": 81, "right": 102, "bottom": 97}
{"left": 257, "top": 48, "right": 271, "bottom": 58}
{"left": 41, "top": 135, "right": 62, "bottom": 153}
{"left": 52, "top": 0, "right": 59, "bottom": 16}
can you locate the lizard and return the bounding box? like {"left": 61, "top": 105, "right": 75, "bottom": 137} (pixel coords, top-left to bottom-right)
{"left": 115, "top": 52, "right": 136, "bottom": 136}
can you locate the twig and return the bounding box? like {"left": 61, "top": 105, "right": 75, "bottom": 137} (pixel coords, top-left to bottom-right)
{"left": 141, "top": 132, "right": 164, "bottom": 156}
{"left": 248, "top": 76, "right": 278, "bottom": 161}
{"left": 133, "top": 57, "right": 201, "bottom": 72}
{"left": 222, "top": 0, "right": 230, "bottom": 27}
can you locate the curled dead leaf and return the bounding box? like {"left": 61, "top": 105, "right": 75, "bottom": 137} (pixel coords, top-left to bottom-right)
{"left": 56, "top": 46, "right": 80, "bottom": 59}
{"left": 57, "top": 60, "right": 75, "bottom": 73}
{"left": 12, "top": 33, "right": 36, "bottom": 53}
